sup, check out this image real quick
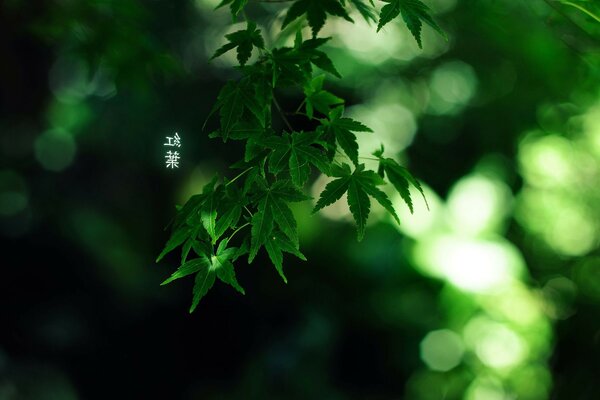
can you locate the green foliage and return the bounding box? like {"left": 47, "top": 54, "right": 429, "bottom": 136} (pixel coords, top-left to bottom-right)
{"left": 269, "top": 35, "right": 340, "bottom": 88}
{"left": 216, "top": 0, "right": 249, "bottom": 18}
{"left": 374, "top": 145, "right": 429, "bottom": 213}
{"left": 282, "top": 0, "right": 354, "bottom": 37}
{"left": 208, "top": 77, "right": 270, "bottom": 141}
{"left": 261, "top": 131, "right": 330, "bottom": 186}
{"left": 211, "top": 21, "right": 264, "bottom": 66}
{"left": 303, "top": 75, "right": 344, "bottom": 119}
{"left": 248, "top": 178, "right": 310, "bottom": 263}
{"left": 313, "top": 163, "right": 399, "bottom": 240}
{"left": 377, "top": 0, "right": 445, "bottom": 47}
{"left": 158, "top": 0, "right": 441, "bottom": 311}
{"left": 318, "top": 106, "right": 373, "bottom": 165}
{"left": 350, "top": 0, "right": 378, "bottom": 23}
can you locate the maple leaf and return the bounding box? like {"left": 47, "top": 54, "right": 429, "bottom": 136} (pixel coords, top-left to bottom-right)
{"left": 200, "top": 179, "right": 249, "bottom": 245}
{"left": 349, "top": 0, "right": 377, "bottom": 23}
{"left": 303, "top": 75, "right": 344, "bottom": 119}
{"left": 248, "top": 179, "right": 310, "bottom": 271}
{"left": 282, "top": 0, "right": 354, "bottom": 37}
{"left": 157, "top": 177, "right": 223, "bottom": 262}
{"left": 318, "top": 106, "right": 372, "bottom": 165}
{"left": 208, "top": 78, "right": 269, "bottom": 141}
{"left": 216, "top": 0, "right": 249, "bottom": 18}
{"left": 376, "top": 0, "right": 445, "bottom": 48}
{"left": 269, "top": 35, "right": 340, "bottom": 89}
{"left": 211, "top": 21, "right": 264, "bottom": 66}
{"left": 209, "top": 239, "right": 246, "bottom": 295}
{"left": 159, "top": 0, "right": 437, "bottom": 313}
{"left": 199, "top": 179, "right": 222, "bottom": 244}
{"left": 264, "top": 231, "right": 307, "bottom": 283}
{"left": 374, "top": 146, "right": 429, "bottom": 213}
{"left": 313, "top": 163, "right": 399, "bottom": 240}
{"left": 160, "top": 239, "right": 245, "bottom": 313}
{"left": 261, "top": 131, "right": 330, "bottom": 187}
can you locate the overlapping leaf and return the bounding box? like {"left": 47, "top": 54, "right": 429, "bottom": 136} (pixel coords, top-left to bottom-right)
{"left": 260, "top": 131, "right": 330, "bottom": 187}
{"left": 313, "top": 163, "right": 399, "bottom": 240}
{"left": 157, "top": 178, "right": 221, "bottom": 262}
{"left": 211, "top": 21, "right": 264, "bottom": 66}
{"left": 349, "top": 0, "right": 377, "bottom": 23}
{"left": 208, "top": 77, "right": 270, "bottom": 141}
{"left": 161, "top": 239, "right": 246, "bottom": 313}
{"left": 248, "top": 179, "right": 310, "bottom": 265}
{"left": 318, "top": 106, "right": 372, "bottom": 164}
{"left": 216, "top": 0, "right": 248, "bottom": 18}
{"left": 377, "top": 0, "right": 445, "bottom": 48}
{"left": 282, "top": 0, "right": 353, "bottom": 37}
{"left": 374, "top": 146, "right": 428, "bottom": 213}
{"left": 270, "top": 36, "right": 340, "bottom": 88}
{"left": 303, "top": 75, "right": 344, "bottom": 119}
{"left": 159, "top": 0, "right": 439, "bottom": 313}
{"left": 264, "top": 231, "right": 307, "bottom": 283}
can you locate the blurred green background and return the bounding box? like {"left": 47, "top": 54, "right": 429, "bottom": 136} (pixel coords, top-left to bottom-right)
{"left": 1, "top": 0, "right": 600, "bottom": 398}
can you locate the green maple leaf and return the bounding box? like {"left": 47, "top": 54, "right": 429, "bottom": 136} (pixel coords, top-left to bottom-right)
{"left": 213, "top": 183, "right": 244, "bottom": 241}
{"left": 216, "top": 0, "right": 249, "bottom": 18}
{"left": 374, "top": 146, "right": 428, "bottom": 213}
{"left": 282, "top": 0, "right": 354, "bottom": 37}
{"left": 161, "top": 239, "right": 246, "bottom": 313}
{"left": 349, "top": 0, "right": 377, "bottom": 23}
{"left": 264, "top": 231, "right": 307, "bottom": 283}
{"left": 211, "top": 21, "right": 264, "bottom": 66}
{"left": 208, "top": 78, "right": 269, "bottom": 141}
{"left": 295, "top": 35, "right": 341, "bottom": 78}
{"left": 319, "top": 106, "right": 372, "bottom": 165}
{"left": 157, "top": 177, "right": 223, "bottom": 262}
{"left": 202, "top": 180, "right": 248, "bottom": 244}
{"left": 210, "top": 239, "right": 246, "bottom": 295}
{"left": 212, "top": 82, "right": 244, "bottom": 141}
{"left": 376, "top": 0, "right": 445, "bottom": 48}
{"left": 304, "top": 75, "right": 344, "bottom": 119}
{"left": 200, "top": 179, "right": 222, "bottom": 244}
{"left": 261, "top": 131, "right": 330, "bottom": 187}
{"left": 269, "top": 35, "right": 340, "bottom": 89}
{"left": 248, "top": 179, "right": 310, "bottom": 275}
{"left": 156, "top": 225, "right": 197, "bottom": 263}
{"left": 269, "top": 47, "right": 311, "bottom": 88}
{"left": 161, "top": 254, "right": 214, "bottom": 313}
{"left": 313, "top": 163, "right": 399, "bottom": 240}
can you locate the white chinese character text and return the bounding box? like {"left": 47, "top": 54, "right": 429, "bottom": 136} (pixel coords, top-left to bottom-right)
{"left": 164, "top": 132, "right": 181, "bottom": 148}
{"left": 165, "top": 151, "right": 180, "bottom": 169}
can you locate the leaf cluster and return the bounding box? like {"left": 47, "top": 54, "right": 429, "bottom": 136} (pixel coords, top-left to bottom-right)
{"left": 158, "top": 0, "right": 440, "bottom": 311}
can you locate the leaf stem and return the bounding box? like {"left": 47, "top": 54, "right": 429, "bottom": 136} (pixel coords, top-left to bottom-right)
{"left": 294, "top": 99, "right": 306, "bottom": 114}
{"left": 227, "top": 222, "right": 250, "bottom": 242}
{"left": 273, "top": 95, "right": 294, "bottom": 131}
{"left": 335, "top": 148, "right": 379, "bottom": 163}
{"left": 542, "top": 0, "right": 600, "bottom": 44}
{"left": 560, "top": 1, "right": 600, "bottom": 24}
{"left": 227, "top": 166, "right": 253, "bottom": 186}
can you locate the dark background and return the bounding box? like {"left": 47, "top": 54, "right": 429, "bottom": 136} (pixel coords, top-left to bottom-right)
{"left": 1, "top": 0, "right": 600, "bottom": 398}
